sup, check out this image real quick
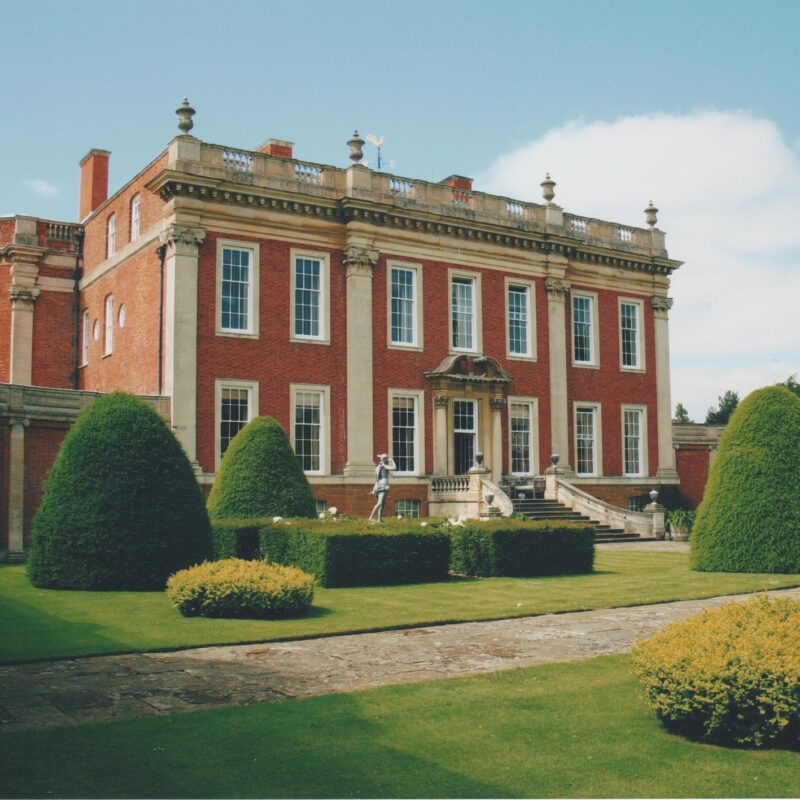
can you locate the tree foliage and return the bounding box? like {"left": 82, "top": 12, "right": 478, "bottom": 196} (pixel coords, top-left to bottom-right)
{"left": 705, "top": 390, "right": 739, "bottom": 425}
{"left": 28, "top": 392, "right": 213, "bottom": 590}
{"left": 691, "top": 385, "right": 800, "bottom": 573}
{"left": 779, "top": 375, "right": 800, "bottom": 398}
{"left": 207, "top": 416, "right": 316, "bottom": 520}
{"left": 673, "top": 403, "right": 692, "bottom": 424}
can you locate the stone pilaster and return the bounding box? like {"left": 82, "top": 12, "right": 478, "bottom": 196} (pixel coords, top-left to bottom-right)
{"left": 651, "top": 295, "right": 678, "bottom": 478}
{"left": 343, "top": 244, "right": 379, "bottom": 478}
{"left": 545, "top": 275, "right": 573, "bottom": 474}
{"left": 7, "top": 417, "right": 28, "bottom": 559}
{"left": 490, "top": 397, "right": 506, "bottom": 484}
{"left": 433, "top": 395, "right": 449, "bottom": 475}
{"left": 160, "top": 224, "right": 206, "bottom": 468}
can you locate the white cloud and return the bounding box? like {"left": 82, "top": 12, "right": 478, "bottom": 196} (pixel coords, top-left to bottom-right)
{"left": 479, "top": 110, "right": 800, "bottom": 421}
{"left": 22, "top": 179, "right": 59, "bottom": 199}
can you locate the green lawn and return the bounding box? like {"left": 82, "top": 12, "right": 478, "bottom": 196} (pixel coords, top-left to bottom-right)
{"left": 2, "top": 551, "right": 799, "bottom": 663}
{"left": 1, "top": 654, "right": 797, "bottom": 798}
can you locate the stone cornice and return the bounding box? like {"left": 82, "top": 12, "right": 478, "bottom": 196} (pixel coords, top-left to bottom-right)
{"left": 152, "top": 177, "right": 681, "bottom": 277}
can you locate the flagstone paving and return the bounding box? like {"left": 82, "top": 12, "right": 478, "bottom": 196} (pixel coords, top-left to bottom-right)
{"left": 2, "top": 581, "right": 797, "bottom": 732}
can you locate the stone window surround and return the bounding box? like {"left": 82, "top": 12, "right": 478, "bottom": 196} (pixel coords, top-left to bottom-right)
{"left": 215, "top": 239, "right": 260, "bottom": 339}
{"left": 448, "top": 268, "right": 482, "bottom": 354}
{"left": 290, "top": 248, "right": 330, "bottom": 345}
{"left": 504, "top": 277, "right": 537, "bottom": 361}
{"left": 618, "top": 296, "right": 646, "bottom": 373}
{"left": 507, "top": 395, "right": 539, "bottom": 477}
{"left": 388, "top": 388, "right": 425, "bottom": 476}
{"left": 386, "top": 259, "right": 424, "bottom": 351}
{"left": 571, "top": 290, "right": 600, "bottom": 368}
{"left": 103, "top": 294, "right": 113, "bottom": 356}
{"left": 214, "top": 378, "right": 259, "bottom": 471}
{"left": 573, "top": 400, "right": 603, "bottom": 477}
{"left": 290, "top": 382, "right": 331, "bottom": 476}
{"left": 621, "top": 404, "right": 648, "bottom": 478}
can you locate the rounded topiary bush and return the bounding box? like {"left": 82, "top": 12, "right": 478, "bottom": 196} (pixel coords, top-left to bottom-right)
{"left": 28, "top": 392, "right": 213, "bottom": 590}
{"left": 166, "top": 559, "right": 314, "bottom": 618}
{"left": 207, "top": 416, "right": 316, "bottom": 520}
{"left": 632, "top": 595, "right": 800, "bottom": 747}
{"left": 691, "top": 386, "right": 800, "bottom": 573}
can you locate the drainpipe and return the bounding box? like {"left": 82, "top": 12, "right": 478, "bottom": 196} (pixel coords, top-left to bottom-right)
{"left": 70, "top": 227, "right": 85, "bottom": 390}
{"left": 156, "top": 243, "right": 167, "bottom": 395}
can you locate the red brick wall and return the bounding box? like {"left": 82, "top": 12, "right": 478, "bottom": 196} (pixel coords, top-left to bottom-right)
{"left": 567, "top": 288, "right": 658, "bottom": 476}
{"left": 78, "top": 247, "right": 162, "bottom": 394}
{"left": 23, "top": 422, "right": 69, "bottom": 546}
{"left": 0, "top": 423, "right": 8, "bottom": 551}
{"left": 31, "top": 289, "right": 74, "bottom": 388}
{"left": 82, "top": 153, "right": 167, "bottom": 272}
{"left": 195, "top": 234, "right": 349, "bottom": 474}
{"left": 577, "top": 483, "right": 654, "bottom": 508}
{"left": 675, "top": 446, "right": 711, "bottom": 508}
{"left": 0, "top": 265, "right": 10, "bottom": 383}
{"left": 311, "top": 482, "right": 429, "bottom": 519}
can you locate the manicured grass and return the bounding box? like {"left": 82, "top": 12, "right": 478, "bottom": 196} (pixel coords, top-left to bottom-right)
{"left": 2, "top": 551, "right": 799, "bottom": 663}
{"left": 1, "top": 654, "right": 798, "bottom": 798}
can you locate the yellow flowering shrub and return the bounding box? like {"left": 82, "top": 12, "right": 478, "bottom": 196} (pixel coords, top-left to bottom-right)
{"left": 166, "top": 559, "right": 314, "bottom": 618}
{"left": 631, "top": 595, "right": 800, "bottom": 747}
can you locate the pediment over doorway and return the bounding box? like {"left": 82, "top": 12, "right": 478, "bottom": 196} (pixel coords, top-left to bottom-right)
{"left": 424, "top": 354, "right": 512, "bottom": 385}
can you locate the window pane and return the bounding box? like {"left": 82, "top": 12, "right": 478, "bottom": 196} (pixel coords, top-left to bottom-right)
{"left": 395, "top": 499, "right": 420, "bottom": 518}
{"left": 511, "top": 402, "right": 532, "bottom": 474}
{"left": 573, "top": 296, "right": 593, "bottom": 363}
{"left": 391, "top": 268, "right": 415, "bottom": 345}
{"left": 454, "top": 399, "right": 476, "bottom": 474}
{"left": 221, "top": 388, "right": 250, "bottom": 456}
{"left": 295, "top": 258, "right": 321, "bottom": 338}
{"left": 508, "top": 286, "right": 529, "bottom": 355}
{"left": 221, "top": 248, "right": 250, "bottom": 331}
{"left": 624, "top": 409, "right": 642, "bottom": 476}
{"left": 621, "top": 302, "right": 639, "bottom": 368}
{"left": 295, "top": 390, "right": 322, "bottom": 471}
{"left": 576, "top": 407, "right": 596, "bottom": 475}
{"left": 392, "top": 396, "right": 416, "bottom": 473}
{"left": 452, "top": 277, "right": 474, "bottom": 350}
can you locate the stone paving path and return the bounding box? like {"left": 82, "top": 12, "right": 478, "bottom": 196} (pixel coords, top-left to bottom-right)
{"left": 2, "top": 584, "right": 798, "bottom": 732}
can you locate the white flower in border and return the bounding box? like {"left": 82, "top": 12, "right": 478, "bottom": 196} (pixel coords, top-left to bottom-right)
{"left": 329, "top": 506, "right": 338, "bottom": 515}
{"left": 272, "top": 516, "right": 283, "bottom": 523}
{"left": 319, "top": 512, "right": 326, "bottom": 519}
{"left": 420, "top": 521, "right": 427, "bottom": 527}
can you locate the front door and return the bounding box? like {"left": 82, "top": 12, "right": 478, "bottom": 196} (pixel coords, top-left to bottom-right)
{"left": 453, "top": 399, "right": 477, "bottom": 474}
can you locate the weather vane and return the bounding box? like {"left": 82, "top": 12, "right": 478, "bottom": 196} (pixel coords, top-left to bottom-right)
{"left": 366, "top": 135, "right": 384, "bottom": 170}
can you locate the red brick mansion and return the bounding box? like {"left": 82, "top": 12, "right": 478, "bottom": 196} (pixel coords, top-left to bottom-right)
{"left": 0, "top": 101, "right": 717, "bottom": 560}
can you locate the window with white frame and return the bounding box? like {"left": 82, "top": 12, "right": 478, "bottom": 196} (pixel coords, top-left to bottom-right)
{"left": 218, "top": 383, "right": 254, "bottom": 462}
{"left": 451, "top": 276, "right": 476, "bottom": 351}
{"left": 293, "top": 256, "right": 323, "bottom": 339}
{"left": 510, "top": 401, "right": 535, "bottom": 475}
{"left": 291, "top": 384, "right": 330, "bottom": 475}
{"left": 391, "top": 394, "right": 419, "bottom": 474}
{"left": 106, "top": 214, "right": 116, "bottom": 259}
{"left": 81, "top": 310, "right": 89, "bottom": 365}
{"left": 623, "top": 407, "right": 645, "bottom": 477}
{"left": 575, "top": 405, "right": 599, "bottom": 476}
{"left": 394, "top": 498, "right": 420, "bottom": 518}
{"left": 453, "top": 398, "right": 478, "bottom": 474}
{"left": 103, "top": 295, "right": 113, "bottom": 355}
{"left": 507, "top": 284, "right": 532, "bottom": 357}
{"left": 389, "top": 265, "right": 419, "bottom": 347}
{"left": 220, "top": 245, "right": 253, "bottom": 333}
{"left": 620, "top": 301, "right": 641, "bottom": 369}
{"left": 130, "top": 194, "right": 141, "bottom": 241}
{"left": 572, "top": 294, "right": 595, "bottom": 364}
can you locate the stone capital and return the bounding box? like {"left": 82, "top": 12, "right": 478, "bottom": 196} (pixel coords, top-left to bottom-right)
{"left": 490, "top": 397, "right": 507, "bottom": 412}
{"left": 343, "top": 246, "right": 379, "bottom": 278}
{"left": 434, "top": 395, "right": 450, "bottom": 408}
{"left": 9, "top": 284, "right": 40, "bottom": 308}
{"left": 8, "top": 416, "right": 30, "bottom": 429}
{"left": 544, "top": 276, "right": 570, "bottom": 299}
{"left": 160, "top": 224, "right": 206, "bottom": 256}
{"left": 651, "top": 295, "right": 674, "bottom": 315}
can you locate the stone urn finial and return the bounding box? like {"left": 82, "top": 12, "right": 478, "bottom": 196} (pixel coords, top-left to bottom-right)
{"left": 649, "top": 489, "right": 659, "bottom": 503}
{"left": 645, "top": 201, "right": 658, "bottom": 229}
{"left": 550, "top": 453, "right": 560, "bottom": 467}
{"left": 348, "top": 130, "right": 365, "bottom": 164}
{"left": 176, "top": 98, "right": 195, "bottom": 135}
{"left": 541, "top": 173, "right": 556, "bottom": 203}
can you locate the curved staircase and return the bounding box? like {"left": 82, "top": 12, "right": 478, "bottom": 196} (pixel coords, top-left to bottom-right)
{"left": 512, "top": 497, "right": 650, "bottom": 543}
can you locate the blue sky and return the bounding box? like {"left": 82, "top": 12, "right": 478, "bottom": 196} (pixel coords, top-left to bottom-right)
{"left": 3, "top": 0, "right": 799, "bottom": 418}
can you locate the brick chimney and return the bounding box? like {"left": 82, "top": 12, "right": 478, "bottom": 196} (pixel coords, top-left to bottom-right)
{"left": 79, "top": 149, "right": 111, "bottom": 220}
{"left": 258, "top": 139, "right": 294, "bottom": 158}
{"left": 440, "top": 175, "right": 473, "bottom": 190}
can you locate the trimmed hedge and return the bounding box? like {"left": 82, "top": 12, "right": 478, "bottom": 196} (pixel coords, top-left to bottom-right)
{"left": 691, "top": 386, "right": 800, "bottom": 573}
{"left": 632, "top": 595, "right": 800, "bottom": 747}
{"left": 211, "top": 521, "right": 261, "bottom": 560}
{"left": 259, "top": 519, "right": 451, "bottom": 588}
{"left": 207, "top": 416, "right": 316, "bottom": 520}
{"left": 449, "top": 520, "right": 595, "bottom": 577}
{"left": 166, "top": 559, "right": 314, "bottom": 618}
{"left": 28, "top": 392, "right": 212, "bottom": 590}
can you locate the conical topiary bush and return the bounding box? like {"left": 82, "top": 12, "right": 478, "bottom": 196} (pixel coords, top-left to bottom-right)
{"left": 207, "top": 416, "right": 316, "bottom": 520}
{"left": 28, "top": 392, "right": 213, "bottom": 590}
{"left": 691, "top": 385, "right": 800, "bottom": 573}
